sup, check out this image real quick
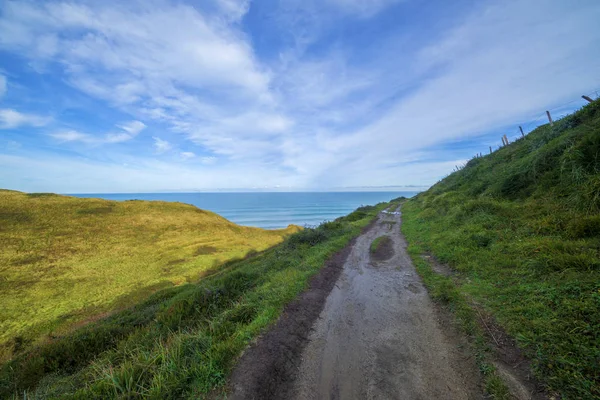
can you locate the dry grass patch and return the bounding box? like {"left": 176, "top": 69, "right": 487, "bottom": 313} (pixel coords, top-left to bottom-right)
{"left": 0, "top": 190, "right": 298, "bottom": 359}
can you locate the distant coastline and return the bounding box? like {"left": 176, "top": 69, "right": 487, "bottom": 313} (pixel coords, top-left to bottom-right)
{"left": 71, "top": 191, "right": 417, "bottom": 229}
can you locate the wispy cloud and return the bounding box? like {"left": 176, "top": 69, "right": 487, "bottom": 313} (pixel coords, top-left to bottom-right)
{"left": 0, "top": 0, "right": 599, "bottom": 192}
{"left": 200, "top": 156, "right": 217, "bottom": 165}
{"left": 49, "top": 130, "right": 90, "bottom": 142}
{"left": 118, "top": 121, "right": 146, "bottom": 136}
{"left": 49, "top": 121, "right": 146, "bottom": 144}
{"left": 153, "top": 137, "right": 172, "bottom": 154}
{"left": 0, "top": 108, "right": 50, "bottom": 129}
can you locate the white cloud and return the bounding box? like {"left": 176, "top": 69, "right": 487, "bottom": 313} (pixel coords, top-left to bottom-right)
{"left": 49, "top": 120, "right": 146, "bottom": 144}
{"left": 180, "top": 151, "right": 195, "bottom": 160}
{"left": 0, "top": 0, "right": 286, "bottom": 160}
{"left": 1, "top": 0, "right": 600, "bottom": 191}
{"left": 117, "top": 120, "right": 146, "bottom": 136}
{"left": 153, "top": 137, "right": 172, "bottom": 154}
{"left": 344, "top": 0, "right": 600, "bottom": 159}
{"left": 49, "top": 130, "right": 91, "bottom": 142}
{"left": 0, "top": 108, "right": 50, "bottom": 129}
{"left": 0, "top": 1, "right": 270, "bottom": 94}
{"left": 200, "top": 156, "right": 217, "bottom": 165}
{"left": 272, "top": 0, "right": 600, "bottom": 188}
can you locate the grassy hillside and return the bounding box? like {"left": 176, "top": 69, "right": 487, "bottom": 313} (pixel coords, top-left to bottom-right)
{"left": 402, "top": 100, "right": 600, "bottom": 398}
{"left": 0, "top": 190, "right": 298, "bottom": 361}
{"left": 0, "top": 201, "right": 385, "bottom": 398}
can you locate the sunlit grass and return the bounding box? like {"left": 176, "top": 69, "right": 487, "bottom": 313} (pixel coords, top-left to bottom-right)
{"left": 402, "top": 100, "right": 600, "bottom": 399}
{"left": 0, "top": 202, "right": 386, "bottom": 398}
{"left": 0, "top": 190, "right": 298, "bottom": 359}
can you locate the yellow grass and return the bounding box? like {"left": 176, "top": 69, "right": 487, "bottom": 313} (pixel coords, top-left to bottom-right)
{"left": 0, "top": 189, "right": 298, "bottom": 356}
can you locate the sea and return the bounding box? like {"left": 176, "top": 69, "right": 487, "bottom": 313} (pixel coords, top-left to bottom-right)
{"left": 71, "top": 192, "right": 418, "bottom": 229}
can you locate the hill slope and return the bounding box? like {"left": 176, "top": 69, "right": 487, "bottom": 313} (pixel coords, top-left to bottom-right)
{"left": 0, "top": 190, "right": 298, "bottom": 360}
{"left": 0, "top": 192, "right": 385, "bottom": 398}
{"left": 402, "top": 100, "right": 600, "bottom": 398}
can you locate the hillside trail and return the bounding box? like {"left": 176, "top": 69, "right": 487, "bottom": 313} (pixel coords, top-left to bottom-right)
{"left": 289, "top": 209, "right": 482, "bottom": 399}
{"left": 229, "top": 209, "right": 482, "bottom": 399}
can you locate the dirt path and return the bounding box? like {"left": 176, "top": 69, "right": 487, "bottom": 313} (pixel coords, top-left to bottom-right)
{"left": 229, "top": 210, "right": 482, "bottom": 399}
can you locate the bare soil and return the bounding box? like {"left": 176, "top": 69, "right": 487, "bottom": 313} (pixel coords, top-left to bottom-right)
{"left": 228, "top": 220, "right": 377, "bottom": 400}
{"left": 473, "top": 307, "right": 550, "bottom": 400}
{"left": 229, "top": 212, "right": 483, "bottom": 399}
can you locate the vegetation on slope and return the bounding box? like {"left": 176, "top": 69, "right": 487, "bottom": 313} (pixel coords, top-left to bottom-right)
{"left": 0, "top": 190, "right": 298, "bottom": 362}
{"left": 0, "top": 201, "right": 385, "bottom": 398}
{"left": 402, "top": 100, "right": 600, "bottom": 399}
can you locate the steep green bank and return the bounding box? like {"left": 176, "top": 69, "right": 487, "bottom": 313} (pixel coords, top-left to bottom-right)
{"left": 0, "top": 202, "right": 386, "bottom": 398}
{"left": 0, "top": 190, "right": 298, "bottom": 362}
{"left": 402, "top": 100, "right": 600, "bottom": 399}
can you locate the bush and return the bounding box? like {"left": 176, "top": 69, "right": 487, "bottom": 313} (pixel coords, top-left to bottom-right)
{"left": 344, "top": 205, "right": 376, "bottom": 222}
{"left": 285, "top": 227, "right": 329, "bottom": 249}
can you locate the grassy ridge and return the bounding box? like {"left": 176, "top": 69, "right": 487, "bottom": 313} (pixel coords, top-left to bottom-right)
{"left": 0, "top": 190, "right": 298, "bottom": 361}
{"left": 0, "top": 202, "right": 386, "bottom": 398}
{"left": 402, "top": 100, "right": 600, "bottom": 398}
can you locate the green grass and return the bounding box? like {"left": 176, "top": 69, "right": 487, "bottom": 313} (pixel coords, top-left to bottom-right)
{"left": 402, "top": 100, "right": 600, "bottom": 399}
{"left": 405, "top": 240, "right": 510, "bottom": 399}
{"left": 0, "top": 190, "right": 299, "bottom": 362}
{"left": 369, "top": 235, "right": 389, "bottom": 254}
{"left": 0, "top": 202, "right": 386, "bottom": 398}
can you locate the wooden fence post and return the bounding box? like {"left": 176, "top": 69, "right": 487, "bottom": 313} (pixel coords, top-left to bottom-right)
{"left": 546, "top": 110, "right": 554, "bottom": 126}
{"left": 582, "top": 95, "right": 594, "bottom": 103}
{"left": 519, "top": 126, "right": 524, "bottom": 137}
{"left": 504, "top": 134, "right": 509, "bottom": 145}
{"left": 489, "top": 146, "right": 492, "bottom": 154}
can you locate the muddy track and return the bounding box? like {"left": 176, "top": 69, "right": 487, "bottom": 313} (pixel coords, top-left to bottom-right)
{"left": 229, "top": 210, "right": 482, "bottom": 399}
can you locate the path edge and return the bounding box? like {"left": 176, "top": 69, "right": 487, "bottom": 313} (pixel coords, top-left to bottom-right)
{"left": 226, "top": 216, "right": 379, "bottom": 399}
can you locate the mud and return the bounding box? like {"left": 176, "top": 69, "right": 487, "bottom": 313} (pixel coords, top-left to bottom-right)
{"left": 290, "top": 211, "right": 482, "bottom": 400}
{"left": 475, "top": 309, "right": 549, "bottom": 400}
{"left": 421, "top": 252, "right": 549, "bottom": 399}
{"left": 421, "top": 252, "right": 454, "bottom": 277}
{"left": 229, "top": 211, "right": 482, "bottom": 399}
{"left": 228, "top": 220, "right": 377, "bottom": 400}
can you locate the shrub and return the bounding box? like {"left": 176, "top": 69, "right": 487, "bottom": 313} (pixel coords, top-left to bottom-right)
{"left": 285, "top": 227, "right": 329, "bottom": 249}
{"left": 344, "top": 205, "right": 376, "bottom": 222}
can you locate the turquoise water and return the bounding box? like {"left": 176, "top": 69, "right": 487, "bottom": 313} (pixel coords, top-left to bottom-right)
{"left": 71, "top": 192, "right": 417, "bottom": 229}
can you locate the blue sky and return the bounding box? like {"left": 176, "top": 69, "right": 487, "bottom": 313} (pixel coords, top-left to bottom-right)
{"left": 0, "top": 0, "right": 599, "bottom": 193}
